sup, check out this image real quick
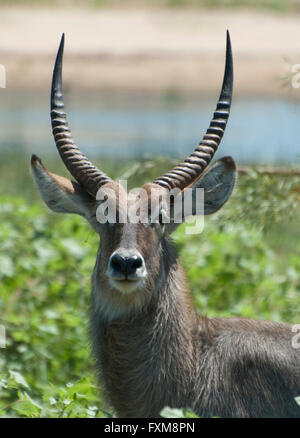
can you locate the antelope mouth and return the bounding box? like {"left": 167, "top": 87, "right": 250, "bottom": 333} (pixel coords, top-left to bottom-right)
{"left": 109, "top": 278, "right": 143, "bottom": 294}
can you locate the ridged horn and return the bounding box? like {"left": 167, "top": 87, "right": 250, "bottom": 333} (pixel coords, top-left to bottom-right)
{"left": 51, "top": 33, "right": 112, "bottom": 197}
{"left": 153, "top": 30, "right": 233, "bottom": 190}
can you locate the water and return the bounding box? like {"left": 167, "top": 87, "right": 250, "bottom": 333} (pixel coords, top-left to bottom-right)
{"left": 1, "top": 91, "right": 300, "bottom": 165}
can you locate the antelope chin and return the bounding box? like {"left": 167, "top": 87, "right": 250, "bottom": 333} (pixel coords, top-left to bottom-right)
{"left": 109, "top": 278, "right": 142, "bottom": 294}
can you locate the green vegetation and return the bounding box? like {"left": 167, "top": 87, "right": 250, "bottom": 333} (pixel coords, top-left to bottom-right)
{"left": 0, "top": 157, "right": 300, "bottom": 417}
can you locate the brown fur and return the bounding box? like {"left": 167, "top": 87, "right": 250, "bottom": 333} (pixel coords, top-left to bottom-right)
{"left": 90, "top": 225, "right": 300, "bottom": 418}
{"left": 32, "top": 161, "right": 300, "bottom": 418}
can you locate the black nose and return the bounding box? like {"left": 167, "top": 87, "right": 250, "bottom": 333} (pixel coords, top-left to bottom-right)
{"left": 109, "top": 252, "right": 143, "bottom": 279}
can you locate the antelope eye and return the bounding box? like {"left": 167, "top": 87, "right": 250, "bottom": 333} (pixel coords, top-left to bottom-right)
{"left": 146, "top": 206, "right": 167, "bottom": 231}
{"left": 158, "top": 206, "right": 169, "bottom": 225}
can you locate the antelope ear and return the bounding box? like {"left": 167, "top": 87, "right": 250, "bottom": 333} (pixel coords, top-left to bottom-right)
{"left": 191, "top": 156, "right": 237, "bottom": 215}
{"left": 31, "top": 154, "right": 95, "bottom": 217}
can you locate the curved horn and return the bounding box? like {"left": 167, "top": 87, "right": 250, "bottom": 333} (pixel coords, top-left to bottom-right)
{"left": 51, "top": 33, "right": 112, "bottom": 197}
{"left": 153, "top": 30, "right": 233, "bottom": 190}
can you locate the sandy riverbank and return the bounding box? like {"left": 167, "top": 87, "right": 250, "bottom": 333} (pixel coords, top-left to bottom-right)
{"left": 1, "top": 6, "right": 300, "bottom": 97}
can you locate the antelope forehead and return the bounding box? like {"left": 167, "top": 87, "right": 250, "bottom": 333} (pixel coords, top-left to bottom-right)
{"left": 119, "top": 222, "right": 139, "bottom": 247}
{"left": 126, "top": 188, "right": 167, "bottom": 219}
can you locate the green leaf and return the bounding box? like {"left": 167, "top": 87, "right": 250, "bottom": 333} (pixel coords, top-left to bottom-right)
{"left": 160, "top": 407, "right": 187, "bottom": 418}
{"left": 8, "top": 371, "right": 29, "bottom": 389}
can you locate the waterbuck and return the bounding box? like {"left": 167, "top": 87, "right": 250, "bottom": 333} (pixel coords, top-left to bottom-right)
{"left": 31, "top": 32, "right": 300, "bottom": 418}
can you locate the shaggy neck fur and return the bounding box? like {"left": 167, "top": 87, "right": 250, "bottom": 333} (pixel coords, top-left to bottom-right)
{"left": 90, "top": 238, "right": 300, "bottom": 419}
{"left": 90, "top": 237, "right": 201, "bottom": 417}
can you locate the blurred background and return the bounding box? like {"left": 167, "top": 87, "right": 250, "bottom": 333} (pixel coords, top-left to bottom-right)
{"left": 2, "top": 0, "right": 300, "bottom": 196}
{"left": 1, "top": 1, "right": 300, "bottom": 418}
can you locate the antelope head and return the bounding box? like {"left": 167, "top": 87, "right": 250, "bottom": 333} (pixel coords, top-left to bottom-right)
{"left": 31, "top": 32, "right": 236, "bottom": 319}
